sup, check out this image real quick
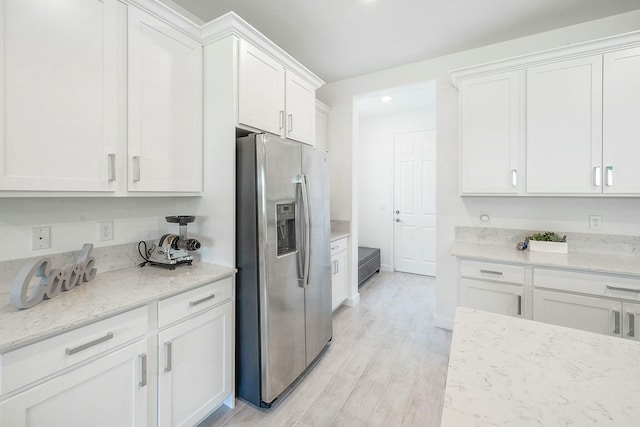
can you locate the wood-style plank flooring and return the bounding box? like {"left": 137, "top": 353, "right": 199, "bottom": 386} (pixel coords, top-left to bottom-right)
{"left": 199, "top": 271, "right": 452, "bottom": 427}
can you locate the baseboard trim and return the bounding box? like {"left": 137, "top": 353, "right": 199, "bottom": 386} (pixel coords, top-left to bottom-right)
{"left": 344, "top": 293, "right": 360, "bottom": 307}
{"left": 434, "top": 314, "right": 454, "bottom": 331}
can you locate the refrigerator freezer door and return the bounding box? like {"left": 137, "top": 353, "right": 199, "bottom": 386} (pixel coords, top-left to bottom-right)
{"left": 257, "top": 134, "right": 307, "bottom": 404}
{"left": 302, "top": 146, "right": 333, "bottom": 364}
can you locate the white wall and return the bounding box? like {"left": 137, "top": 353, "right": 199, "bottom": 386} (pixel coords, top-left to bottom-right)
{"left": 358, "top": 109, "right": 435, "bottom": 270}
{"left": 317, "top": 9, "right": 640, "bottom": 328}
{"left": 0, "top": 197, "right": 182, "bottom": 261}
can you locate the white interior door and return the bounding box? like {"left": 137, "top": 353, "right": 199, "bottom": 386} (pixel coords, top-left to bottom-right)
{"left": 393, "top": 130, "right": 436, "bottom": 276}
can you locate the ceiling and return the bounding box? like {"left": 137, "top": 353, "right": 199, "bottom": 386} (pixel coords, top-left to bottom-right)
{"left": 163, "top": 0, "right": 640, "bottom": 83}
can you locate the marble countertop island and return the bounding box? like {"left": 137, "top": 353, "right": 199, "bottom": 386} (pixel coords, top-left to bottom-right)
{"left": 441, "top": 307, "right": 640, "bottom": 426}
{"left": 0, "top": 262, "right": 235, "bottom": 352}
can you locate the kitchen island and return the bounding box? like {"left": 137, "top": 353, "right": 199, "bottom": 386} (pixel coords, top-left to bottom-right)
{"left": 441, "top": 307, "right": 640, "bottom": 426}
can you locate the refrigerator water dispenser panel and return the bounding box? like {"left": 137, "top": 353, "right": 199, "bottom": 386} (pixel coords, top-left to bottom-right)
{"left": 276, "top": 202, "right": 297, "bottom": 256}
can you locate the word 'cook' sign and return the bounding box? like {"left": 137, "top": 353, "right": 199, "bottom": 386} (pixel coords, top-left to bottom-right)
{"left": 10, "top": 244, "right": 98, "bottom": 309}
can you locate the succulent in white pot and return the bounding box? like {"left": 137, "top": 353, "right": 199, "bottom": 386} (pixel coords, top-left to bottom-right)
{"left": 526, "top": 232, "right": 568, "bottom": 254}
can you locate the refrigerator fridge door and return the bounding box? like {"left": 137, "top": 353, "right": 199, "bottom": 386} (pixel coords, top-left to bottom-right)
{"left": 302, "top": 145, "right": 333, "bottom": 364}
{"left": 257, "top": 134, "right": 307, "bottom": 404}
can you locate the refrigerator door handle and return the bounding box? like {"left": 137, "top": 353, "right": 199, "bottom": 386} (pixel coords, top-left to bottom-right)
{"left": 296, "top": 174, "right": 311, "bottom": 287}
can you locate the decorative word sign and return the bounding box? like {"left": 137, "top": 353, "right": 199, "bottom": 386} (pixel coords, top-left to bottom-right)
{"left": 10, "top": 244, "right": 97, "bottom": 309}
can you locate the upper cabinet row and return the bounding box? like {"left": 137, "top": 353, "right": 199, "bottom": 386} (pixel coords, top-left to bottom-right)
{"left": 238, "top": 40, "right": 316, "bottom": 145}
{"left": 456, "top": 37, "right": 640, "bottom": 196}
{"left": 0, "top": 0, "right": 203, "bottom": 195}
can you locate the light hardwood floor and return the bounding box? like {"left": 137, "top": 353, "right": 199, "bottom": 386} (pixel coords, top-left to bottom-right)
{"left": 199, "top": 271, "right": 452, "bottom": 427}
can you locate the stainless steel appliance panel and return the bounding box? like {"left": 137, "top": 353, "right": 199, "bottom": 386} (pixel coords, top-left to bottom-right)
{"left": 302, "top": 145, "right": 333, "bottom": 363}
{"left": 257, "top": 134, "right": 307, "bottom": 403}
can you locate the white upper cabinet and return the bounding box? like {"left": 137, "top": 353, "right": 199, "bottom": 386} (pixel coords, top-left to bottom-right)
{"left": 0, "top": 0, "right": 123, "bottom": 192}
{"left": 603, "top": 47, "right": 640, "bottom": 194}
{"left": 285, "top": 72, "right": 316, "bottom": 144}
{"left": 238, "top": 39, "right": 317, "bottom": 145}
{"left": 127, "top": 7, "right": 203, "bottom": 193}
{"left": 526, "top": 55, "right": 603, "bottom": 194}
{"left": 459, "top": 71, "right": 524, "bottom": 194}
{"left": 238, "top": 39, "right": 285, "bottom": 136}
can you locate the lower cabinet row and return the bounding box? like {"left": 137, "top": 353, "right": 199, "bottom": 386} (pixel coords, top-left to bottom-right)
{"left": 458, "top": 259, "right": 640, "bottom": 342}
{"left": 0, "top": 278, "right": 234, "bottom": 427}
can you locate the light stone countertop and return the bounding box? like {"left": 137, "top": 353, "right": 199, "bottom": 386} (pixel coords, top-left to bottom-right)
{"left": 330, "top": 231, "right": 350, "bottom": 242}
{"left": 441, "top": 307, "right": 640, "bottom": 426}
{"left": 0, "top": 262, "right": 235, "bottom": 353}
{"left": 452, "top": 242, "right": 640, "bottom": 277}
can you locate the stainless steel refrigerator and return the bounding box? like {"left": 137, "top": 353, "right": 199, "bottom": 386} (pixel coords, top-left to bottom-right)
{"left": 236, "top": 132, "right": 332, "bottom": 408}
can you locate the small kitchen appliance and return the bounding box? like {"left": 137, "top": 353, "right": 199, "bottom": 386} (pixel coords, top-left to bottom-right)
{"left": 147, "top": 216, "right": 201, "bottom": 269}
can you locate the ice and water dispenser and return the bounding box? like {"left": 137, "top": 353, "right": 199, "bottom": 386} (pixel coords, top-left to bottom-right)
{"left": 276, "top": 202, "right": 297, "bottom": 256}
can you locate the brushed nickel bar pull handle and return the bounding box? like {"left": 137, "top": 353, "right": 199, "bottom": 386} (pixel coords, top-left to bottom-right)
{"left": 594, "top": 166, "right": 601, "bottom": 187}
{"left": 279, "top": 110, "right": 285, "bottom": 130}
{"left": 66, "top": 332, "right": 114, "bottom": 355}
{"left": 165, "top": 342, "right": 172, "bottom": 373}
{"left": 288, "top": 114, "right": 293, "bottom": 132}
{"left": 511, "top": 169, "right": 517, "bottom": 188}
{"left": 517, "top": 295, "right": 522, "bottom": 316}
{"left": 139, "top": 353, "right": 147, "bottom": 387}
{"left": 480, "top": 269, "right": 503, "bottom": 276}
{"left": 606, "top": 166, "right": 613, "bottom": 186}
{"left": 108, "top": 154, "right": 116, "bottom": 182}
{"left": 606, "top": 285, "right": 640, "bottom": 293}
{"left": 133, "top": 156, "right": 141, "bottom": 182}
{"left": 613, "top": 310, "right": 621, "bottom": 335}
{"left": 189, "top": 293, "right": 216, "bottom": 307}
{"left": 628, "top": 313, "right": 636, "bottom": 338}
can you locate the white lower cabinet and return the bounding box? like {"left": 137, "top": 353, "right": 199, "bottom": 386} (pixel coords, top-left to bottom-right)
{"left": 331, "top": 238, "right": 348, "bottom": 311}
{"left": 458, "top": 260, "right": 525, "bottom": 318}
{"left": 158, "top": 302, "right": 233, "bottom": 427}
{"left": 0, "top": 339, "right": 148, "bottom": 427}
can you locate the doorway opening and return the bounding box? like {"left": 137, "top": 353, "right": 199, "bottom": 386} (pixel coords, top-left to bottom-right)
{"left": 354, "top": 81, "right": 436, "bottom": 276}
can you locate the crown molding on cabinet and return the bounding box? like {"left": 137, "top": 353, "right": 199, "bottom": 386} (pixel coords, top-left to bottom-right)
{"left": 126, "top": 0, "right": 202, "bottom": 41}
{"left": 451, "top": 30, "right": 640, "bottom": 88}
{"left": 201, "top": 12, "right": 325, "bottom": 88}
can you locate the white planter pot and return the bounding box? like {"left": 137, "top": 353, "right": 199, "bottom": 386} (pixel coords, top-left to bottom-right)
{"left": 528, "top": 240, "right": 568, "bottom": 254}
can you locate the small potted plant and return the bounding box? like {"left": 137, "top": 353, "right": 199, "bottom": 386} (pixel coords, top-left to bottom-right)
{"left": 526, "top": 231, "right": 568, "bottom": 254}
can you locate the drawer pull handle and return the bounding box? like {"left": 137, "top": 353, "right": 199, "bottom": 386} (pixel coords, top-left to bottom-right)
{"left": 65, "top": 332, "right": 114, "bottom": 355}
{"left": 606, "top": 285, "right": 640, "bottom": 293}
{"left": 165, "top": 342, "right": 172, "bottom": 373}
{"left": 139, "top": 353, "right": 147, "bottom": 387}
{"left": 190, "top": 293, "right": 216, "bottom": 307}
{"left": 480, "top": 269, "right": 503, "bottom": 276}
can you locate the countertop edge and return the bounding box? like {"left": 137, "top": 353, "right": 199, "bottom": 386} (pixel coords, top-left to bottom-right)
{"left": 330, "top": 232, "right": 350, "bottom": 242}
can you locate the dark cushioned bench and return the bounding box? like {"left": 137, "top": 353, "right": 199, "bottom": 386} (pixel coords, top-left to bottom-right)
{"left": 358, "top": 247, "right": 380, "bottom": 286}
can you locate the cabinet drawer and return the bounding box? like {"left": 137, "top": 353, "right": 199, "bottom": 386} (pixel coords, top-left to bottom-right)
{"left": 459, "top": 260, "right": 524, "bottom": 285}
{"left": 1, "top": 306, "right": 148, "bottom": 395}
{"left": 158, "top": 277, "right": 233, "bottom": 329}
{"left": 330, "top": 237, "right": 348, "bottom": 256}
{"left": 534, "top": 268, "right": 640, "bottom": 302}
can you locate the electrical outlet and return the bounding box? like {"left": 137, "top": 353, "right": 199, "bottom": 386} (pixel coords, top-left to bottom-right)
{"left": 32, "top": 227, "right": 51, "bottom": 250}
{"left": 589, "top": 215, "right": 602, "bottom": 230}
{"left": 99, "top": 221, "right": 114, "bottom": 241}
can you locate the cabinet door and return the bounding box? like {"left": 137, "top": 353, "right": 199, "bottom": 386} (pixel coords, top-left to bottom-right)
{"left": 158, "top": 302, "right": 233, "bottom": 427}
{"left": 533, "top": 289, "right": 621, "bottom": 336}
{"left": 285, "top": 72, "right": 316, "bottom": 145}
{"left": 459, "top": 278, "right": 523, "bottom": 317}
{"left": 623, "top": 302, "right": 640, "bottom": 342}
{"left": 331, "top": 252, "right": 347, "bottom": 311}
{"left": 459, "top": 71, "right": 523, "bottom": 194}
{"left": 0, "top": 0, "right": 122, "bottom": 192}
{"left": 238, "top": 39, "right": 285, "bottom": 136}
{"left": 128, "top": 7, "right": 203, "bottom": 192}
{"left": 603, "top": 47, "right": 640, "bottom": 194}
{"left": 526, "top": 56, "right": 603, "bottom": 194}
{"left": 0, "top": 340, "right": 148, "bottom": 427}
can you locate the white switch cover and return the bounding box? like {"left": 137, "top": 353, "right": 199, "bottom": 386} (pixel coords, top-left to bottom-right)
{"left": 32, "top": 227, "right": 51, "bottom": 250}
{"left": 589, "top": 215, "right": 602, "bottom": 230}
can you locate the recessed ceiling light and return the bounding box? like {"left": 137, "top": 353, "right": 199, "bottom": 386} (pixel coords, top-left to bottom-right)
{"left": 381, "top": 96, "right": 392, "bottom": 103}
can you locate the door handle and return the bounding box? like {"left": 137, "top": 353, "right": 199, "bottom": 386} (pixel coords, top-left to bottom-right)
{"left": 295, "top": 175, "right": 311, "bottom": 287}
{"left": 594, "top": 166, "right": 601, "bottom": 187}
{"left": 517, "top": 295, "right": 522, "bottom": 316}
{"left": 133, "top": 156, "right": 141, "bottom": 182}
{"left": 165, "top": 342, "right": 172, "bottom": 373}
{"left": 288, "top": 114, "right": 293, "bottom": 133}
{"left": 108, "top": 154, "right": 116, "bottom": 182}
{"left": 395, "top": 218, "right": 400, "bottom": 222}
{"left": 628, "top": 312, "right": 636, "bottom": 338}
{"left": 606, "top": 166, "right": 613, "bottom": 186}
{"left": 139, "top": 353, "right": 147, "bottom": 387}
{"left": 279, "top": 110, "right": 285, "bottom": 130}
{"left": 395, "top": 210, "right": 400, "bottom": 214}
{"left": 511, "top": 169, "right": 517, "bottom": 188}
{"left": 613, "top": 310, "right": 621, "bottom": 335}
